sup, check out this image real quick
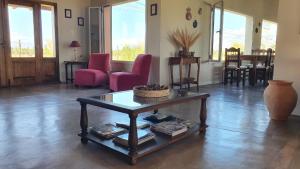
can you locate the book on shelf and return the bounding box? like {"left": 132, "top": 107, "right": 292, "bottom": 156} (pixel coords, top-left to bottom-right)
{"left": 144, "top": 113, "right": 176, "bottom": 123}
{"left": 116, "top": 120, "right": 150, "bottom": 129}
{"left": 89, "top": 123, "right": 127, "bottom": 139}
{"left": 113, "top": 130, "right": 155, "bottom": 147}
{"left": 151, "top": 121, "right": 188, "bottom": 137}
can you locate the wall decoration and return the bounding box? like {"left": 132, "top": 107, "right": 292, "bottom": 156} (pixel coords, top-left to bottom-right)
{"left": 255, "top": 27, "right": 259, "bottom": 33}
{"left": 193, "top": 20, "right": 198, "bottom": 28}
{"left": 65, "top": 9, "right": 72, "bottom": 18}
{"left": 186, "top": 7, "right": 192, "bottom": 20}
{"left": 78, "top": 17, "right": 84, "bottom": 26}
{"left": 150, "top": 4, "right": 158, "bottom": 16}
{"left": 198, "top": 8, "right": 202, "bottom": 15}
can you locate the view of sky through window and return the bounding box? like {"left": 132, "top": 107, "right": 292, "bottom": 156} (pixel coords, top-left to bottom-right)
{"left": 112, "top": 0, "right": 145, "bottom": 61}
{"left": 8, "top": 4, "right": 55, "bottom": 58}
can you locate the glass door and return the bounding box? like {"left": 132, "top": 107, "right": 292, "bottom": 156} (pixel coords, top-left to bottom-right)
{"left": 209, "top": 1, "right": 224, "bottom": 61}
{"left": 3, "top": 0, "right": 58, "bottom": 86}
{"left": 89, "top": 7, "right": 104, "bottom": 54}
{"left": 8, "top": 4, "right": 35, "bottom": 58}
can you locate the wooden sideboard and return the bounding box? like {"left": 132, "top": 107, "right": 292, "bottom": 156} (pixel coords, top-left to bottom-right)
{"left": 169, "top": 57, "right": 201, "bottom": 91}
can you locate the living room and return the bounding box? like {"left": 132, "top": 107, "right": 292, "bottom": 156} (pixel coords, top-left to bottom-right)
{"left": 0, "top": 0, "right": 300, "bottom": 168}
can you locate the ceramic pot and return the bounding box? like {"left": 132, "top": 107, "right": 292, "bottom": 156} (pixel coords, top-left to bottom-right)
{"left": 264, "top": 80, "right": 298, "bottom": 120}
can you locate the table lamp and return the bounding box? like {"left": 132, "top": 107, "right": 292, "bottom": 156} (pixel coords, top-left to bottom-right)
{"left": 70, "top": 41, "right": 80, "bottom": 61}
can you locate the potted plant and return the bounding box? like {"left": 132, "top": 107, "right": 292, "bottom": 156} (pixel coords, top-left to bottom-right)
{"left": 169, "top": 28, "right": 201, "bottom": 57}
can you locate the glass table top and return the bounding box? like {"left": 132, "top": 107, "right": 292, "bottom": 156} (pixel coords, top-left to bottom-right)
{"left": 91, "top": 90, "right": 200, "bottom": 108}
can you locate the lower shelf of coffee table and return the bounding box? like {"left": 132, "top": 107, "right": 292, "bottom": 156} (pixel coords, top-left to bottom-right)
{"left": 78, "top": 123, "right": 200, "bottom": 161}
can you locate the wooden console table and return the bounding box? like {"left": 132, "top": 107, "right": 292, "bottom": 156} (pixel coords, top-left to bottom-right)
{"left": 77, "top": 90, "right": 209, "bottom": 165}
{"left": 169, "top": 57, "right": 201, "bottom": 91}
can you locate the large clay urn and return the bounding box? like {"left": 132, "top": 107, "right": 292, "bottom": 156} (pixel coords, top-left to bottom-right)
{"left": 264, "top": 80, "right": 298, "bottom": 120}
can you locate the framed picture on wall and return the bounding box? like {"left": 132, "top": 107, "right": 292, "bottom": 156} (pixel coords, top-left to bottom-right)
{"left": 65, "top": 9, "right": 72, "bottom": 18}
{"left": 78, "top": 17, "right": 84, "bottom": 26}
{"left": 150, "top": 4, "right": 157, "bottom": 16}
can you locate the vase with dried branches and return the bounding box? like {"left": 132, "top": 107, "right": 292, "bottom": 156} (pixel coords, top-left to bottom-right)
{"left": 169, "top": 28, "right": 201, "bottom": 57}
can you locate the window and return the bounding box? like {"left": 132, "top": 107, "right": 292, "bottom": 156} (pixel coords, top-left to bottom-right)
{"left": 222, "top": 10, "right": 248, "bottom": 59}
{"left": 41, "top": 5, "right": 56, "bottom": 58}
{"left": 8, "top": 4, "right": 35, "bottom": 58}
{"left": 261, "top": 20, "right": 277, "bottom": 50}
{"left": 210, "top": 9, "right": 253, "bottom": 61}
{"left": 111, "top": 0, "right": 145, "bottom": 62}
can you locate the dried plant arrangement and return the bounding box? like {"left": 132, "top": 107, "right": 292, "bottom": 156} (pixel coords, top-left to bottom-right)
{"left": 169, "top": 28, "right": 201, "bottom": 56}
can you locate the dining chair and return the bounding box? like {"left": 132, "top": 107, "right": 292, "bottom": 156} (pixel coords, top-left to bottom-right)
{"left": 251, "top": 48, "right": 273, "bottom": 86}
{"left": 224, "top": 47, "right": 247, "bottom": 86}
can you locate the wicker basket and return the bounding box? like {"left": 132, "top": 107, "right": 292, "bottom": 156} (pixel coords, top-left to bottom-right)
{"left": 133, "top": 86, "right": 170, "bottom": 98}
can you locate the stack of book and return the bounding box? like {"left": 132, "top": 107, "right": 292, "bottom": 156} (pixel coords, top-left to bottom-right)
{"left": 90, "top": 123, "right": 127, "bottom": 139}
{"left": 113, "top": 130, "right": 155, "bottom": 147}
{"left": 151, "top": 121, "right": 188, "bottom": 137}
{"left": 116, "top": 120, "right": 150, "bottom": 129}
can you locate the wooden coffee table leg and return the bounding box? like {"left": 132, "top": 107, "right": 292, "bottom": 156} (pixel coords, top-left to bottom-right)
{"left": 128, "top": 114, "right": 138, "bottom": 165}
{"left": 80, "top": 102, "right": 88, "bottom": 144}
{"left": 199, "top": 98, "right": 208, "bottom": 134}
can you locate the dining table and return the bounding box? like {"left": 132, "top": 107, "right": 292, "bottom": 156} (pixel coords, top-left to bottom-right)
{"left": 240, "top": 54, "right": 275, "bottom": 86}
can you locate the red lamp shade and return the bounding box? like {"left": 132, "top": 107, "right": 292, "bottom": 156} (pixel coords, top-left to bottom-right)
{"left": 70, "top": 41, "right": 80, "bottom": 48}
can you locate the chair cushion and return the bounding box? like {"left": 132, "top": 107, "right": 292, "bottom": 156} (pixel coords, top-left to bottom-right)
{"left": 109, "top": 72, "right": 143, "bottom": 91}
{"left": 75, "top": 69, "right": 108, "bottom": 87}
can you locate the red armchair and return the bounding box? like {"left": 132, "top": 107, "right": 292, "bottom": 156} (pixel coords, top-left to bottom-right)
{"left": 75, "top": 53, "right": 110, "bottom": 87}
{"left": 109, "top": 54, "right": 152, "bottom": 91}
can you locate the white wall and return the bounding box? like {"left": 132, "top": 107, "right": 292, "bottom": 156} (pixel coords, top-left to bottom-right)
{"left": 48, "top": 0, "right": 90, "bottom": 82}
{"left": 274, "top": 0, "right": 300, "bottom": 115}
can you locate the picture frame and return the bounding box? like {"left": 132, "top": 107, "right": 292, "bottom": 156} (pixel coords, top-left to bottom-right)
{"left": 65, "top": 9, "right": 72, "bottom": 18}
{"left": 150, "top": 4, "right": 158, "bottom": 16}
{"left": 78, "top": 17, "right": 84, "bottom": 26}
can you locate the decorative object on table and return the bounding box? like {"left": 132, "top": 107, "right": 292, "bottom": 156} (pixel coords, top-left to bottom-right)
{"left": 65, "top": 9, "right": 72, "bottom": 18}
{"left": 89, "top": 123, "right": 127, "bottom": 139}
{"left": 109, "top": 54, "right": 152, "bottom": 91}
{"left": 151, "top": 121, "right": 188, "bottom": 137}
{"left": 74, "top": 53, "right": 110, "bottom": 87}
{"left": 186, "top": 7, "right": 192, "bottom": 20}
{"left": 193, "top": 20, "right": 198, "bottom": 28}
{"left": 264, "top": 80, "right": 298, "bottom": 120}
{"left": 133, "top": 95, "right": 169, "bottom": 104}
{"left": 69, "top": 40, "right": 80, "bottom": 61}
{"left": 116, "top": 120, "right": 150, "bottom": 129}
{"left": 113, "top": 130, "right": 155, "bottom": 147}
{"left": 150, "top": 3, "right": 158, "bottom": 16}
{"left": 177, "top": 89, "right": 188, "bottom": 97}
{"left": 134, "top": 85, "right": 169, "bottom": 98}
{"left": 77, "top": 17, "right": 84, "bottom": 26}
{"left": 169, "top": 28, "right": 201, "bottom": 57}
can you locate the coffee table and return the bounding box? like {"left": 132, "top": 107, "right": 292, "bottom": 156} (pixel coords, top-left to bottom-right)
{"left": 77, "top": 90, "right": 209, "bottom": 165}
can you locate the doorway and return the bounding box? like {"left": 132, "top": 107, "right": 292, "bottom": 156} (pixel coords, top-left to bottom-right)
{"left": 1, "top": 0, "right": 58, "bottom": 86}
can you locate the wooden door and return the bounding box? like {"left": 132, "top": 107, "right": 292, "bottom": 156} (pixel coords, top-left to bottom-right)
{"left": 2, "top": 0, "right": 58, "bottom": 86}
{"left": 0, "top": 0, "right": 7, "bottom": 86}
